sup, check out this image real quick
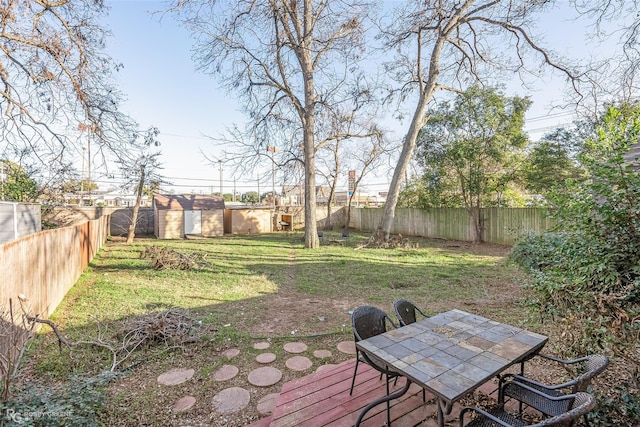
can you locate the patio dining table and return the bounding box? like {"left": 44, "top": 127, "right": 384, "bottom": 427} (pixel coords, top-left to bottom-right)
{"left": 354, "top": 309, "right": 548, "bottom": 427}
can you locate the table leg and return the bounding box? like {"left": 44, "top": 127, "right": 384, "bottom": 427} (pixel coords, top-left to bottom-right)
{"left": 436, "top": 398, "right": 453, "bottom": 427}
{"left": 355, "top": 378, "right": 411, "bottom": 427}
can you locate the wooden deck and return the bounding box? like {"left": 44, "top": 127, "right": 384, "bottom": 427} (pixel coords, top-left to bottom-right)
{"left": 248, "top": 358, "right": 483, "bottom": 427}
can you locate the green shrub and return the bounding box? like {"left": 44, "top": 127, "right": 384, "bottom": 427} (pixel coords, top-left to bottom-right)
{"left": 1, "top": 372, "right": 117, "bottom": 427}
{"left": 510, "top": 104, "right": 640, "bottom": 425}
{"left": 510, "top": 104, "right": 640, "bottom": 368}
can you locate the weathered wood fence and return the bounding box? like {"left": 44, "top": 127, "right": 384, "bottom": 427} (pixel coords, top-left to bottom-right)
{"left": 0, "top": 215, "right": 110, "bottom": 319}
{"left": 349, "top": 207, "right": 553, "bottom": 245}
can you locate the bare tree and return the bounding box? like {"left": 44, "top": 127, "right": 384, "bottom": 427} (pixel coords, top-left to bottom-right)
{"left": 116, "top": 127, "right": 165, "bottom": 243}
{"left": 0, "top": 0, "right": 138, "bottom": 191}
{"left": 569, "top": 1, "right": 640, "bottom": 104}
{"left": 314, "top": 92, "right": 385, "bottom": 230}
{"left": 316, "top": 138, "right": 341, "bottom": 230}
{"left": 343, "top": 133, "right": 390, "bottom": 229}
{"left": 377, "top": 1, "right": 582, "bottom": 241}
{"left": 171, "top": 0, "right": 378, "bottom": 248}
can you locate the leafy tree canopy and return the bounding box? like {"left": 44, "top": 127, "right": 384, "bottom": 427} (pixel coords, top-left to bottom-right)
{"left": 0, "top": 161, "right": 39, "bottom": 202}
{"left": 521, "top": 127, "right": 586, "bottom": 198}
{"left": 61, "top": 179, "right": 99, "bottom": 193}
{"left": 414, "top": 85, "right": 530, "bottom": 208}
{"left": 403, "top": 85, "right": 530, "bottom": 241}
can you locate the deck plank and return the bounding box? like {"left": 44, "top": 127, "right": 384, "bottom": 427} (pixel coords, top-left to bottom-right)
{"left": 269, "top": 359, "right": 440, "bottom": 427}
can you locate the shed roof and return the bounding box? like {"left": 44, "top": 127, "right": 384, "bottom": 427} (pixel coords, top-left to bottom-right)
{"left": 153, "top": 194, "right": 225, "bottom": 210}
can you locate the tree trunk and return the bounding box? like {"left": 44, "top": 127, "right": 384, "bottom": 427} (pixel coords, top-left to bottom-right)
{"left": 301, "top": 0, "right": 319, "bottom": 249}
{"left": 379, "top": 94, "right": 430, "bottom": 240}
{"left": 303, "top": 120, "right": 319, "bottom": 248}
{"left": 472, "top": 197, "right": 484, "bottom": 243}
{"left": 345, "top": 203, "right": 352, "bottom": 230}
{"left": 326, "top": 141, "right": 340, "bottom": 231}
{"left": 379, "top": 28, "right": 449, "bottom": 241}
{"left": 326, "top": 184, "right": 336, "bottom": 230}
{"left": 126, "top": 165, "right": 145, "bottom": 243}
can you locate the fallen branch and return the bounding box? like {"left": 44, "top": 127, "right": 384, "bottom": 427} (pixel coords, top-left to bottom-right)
{"left": 27, "top": 315, "right": 73, "bottom": 350}
{"left": 26, "top": 309, "right": 203, "bottom": 372}
{"left": 140, "top": 245, "right": 208, "bottom": 270}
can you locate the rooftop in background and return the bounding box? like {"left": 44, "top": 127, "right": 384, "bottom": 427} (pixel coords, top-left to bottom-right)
{"left": 153, "top": 194, "right": 225, "bottom": 211}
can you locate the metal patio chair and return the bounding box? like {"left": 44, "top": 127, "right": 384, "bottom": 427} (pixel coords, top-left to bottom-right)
{"left": 460, "top": 383, "right": 596, "bottom": 427}
{"left": 393, "top": 298, "right": 429, "bottom": 326}
{"left": 349, "top": 305, "right": 402, "bottom": 426}
{"left": 499, "top": 354, "right": 608, "bottom": 425}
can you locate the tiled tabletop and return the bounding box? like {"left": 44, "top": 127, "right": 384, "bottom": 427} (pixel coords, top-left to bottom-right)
{"left": 356, "top": 309, "right": 548, "bottom": 403}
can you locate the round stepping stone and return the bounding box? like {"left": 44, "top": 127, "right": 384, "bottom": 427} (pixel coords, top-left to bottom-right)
{"left": 173, "top": 396, "right": 196, "bottom": 412}
{"left": 313, "top": 349, "right": 332, "bottom": 358}
{"left": 256, "top": 393, "right": 280, "bottom": 416}
{"left": 316, "top": 364, "right": 337, "bottom": 373}
{"left": 283, "top": 342, "right": 307, "bottom": 353}
{"left": 337, "top": 340, "right": 356, "bottom": 355}
{"left": 253, "top": 341, "right": 270, "bottom": 350}
{"left": 285, "top": 355, "right": 313, "bottom": 371}
{"left": 212, "top": 387, "right": 251, "bottom": 414}
{"left": 157, "top": 368, "right": 195, "bottom": 386}
{"left": 213, "top": 364, "right": 239, "bottom": 381}
{"left": 222, "top": 348, "right": 240, "bottom": 359}
{"left": 256, "top": 352, "right": 277, "bottom": 364}
{"left": 248, "top": 367, "right": 283, "bottom": 387}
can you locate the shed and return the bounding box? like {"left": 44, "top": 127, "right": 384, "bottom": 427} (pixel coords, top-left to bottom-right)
{"left": 0, "top": 202, "right": 41, "bottom": 244}
{"left": 223, "top": 206, "right": 274, "bottom": 234}
{"left": 153, "top": 194, "right": 224, "bottom": 239}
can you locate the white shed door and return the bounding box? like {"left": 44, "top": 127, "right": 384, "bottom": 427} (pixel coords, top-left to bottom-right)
{"left": 184, "top": 210, "right": 202, "bottom": 235}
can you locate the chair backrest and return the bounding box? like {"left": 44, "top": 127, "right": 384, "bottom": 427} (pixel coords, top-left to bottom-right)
{"left": 393, "top": 298, "right": 424, "bottom": 326}
{"left": 351, "top": 306, "right": 394, "bottom": 342}
{"left": 536, "top": 392, "right": 595, "bottom": 426}
{"left": 573, "top": 354, "right": 609, "bottom": 393}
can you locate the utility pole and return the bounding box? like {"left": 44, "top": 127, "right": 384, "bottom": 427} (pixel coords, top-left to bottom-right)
{"left": 78, "top": 123, "right": 93, "bottom": 205}
{"left": 87, "top": 127, "right": 91, "bottom": 205}
{"left": 218, "top": 160, "right": 223, "bottom": 198}
{"left": 80, "top": 146, "right": 86, "bottom": 205}
{"left": 0, "top": 160, "right": 4, "bottom": 200}
{"left": 257, "top": 175, "right": 260, "bottom": 205}
{"left": 233, "top": 177, "right": 236, "bottom": 202}
{"left": 267, "top": 146, "right": 278, "bottom": 206}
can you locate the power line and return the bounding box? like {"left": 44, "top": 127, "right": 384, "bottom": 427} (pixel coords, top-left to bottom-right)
{"left": 525, "top": 111, "right": 575, "bottom": 123}
{"left": 157, "top": 132, "right": 214, "bottom": 141}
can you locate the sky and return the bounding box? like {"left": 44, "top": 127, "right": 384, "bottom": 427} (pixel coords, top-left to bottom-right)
{"left": 99, "top": 0, "right": 620, "bottom": 195}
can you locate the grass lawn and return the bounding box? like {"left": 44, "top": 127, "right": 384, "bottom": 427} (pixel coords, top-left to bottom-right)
{"left": 26, "top": 232, "right": 532, "bottom": 426}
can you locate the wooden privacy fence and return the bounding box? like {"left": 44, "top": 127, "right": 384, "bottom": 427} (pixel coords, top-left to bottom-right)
{"left": 0, "top": 215, "right": 110, "bottom": 319}
{"left": 349, "top": 207, "right": 553, "bottom": 245}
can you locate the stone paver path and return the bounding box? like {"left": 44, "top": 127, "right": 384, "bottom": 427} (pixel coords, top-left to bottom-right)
{"left": 256, "top": 352, "right": 277, "bottom": 364}
{"left": 157, "top": 368, "right": 195, "bottom": 386}
{"left": 212, "top": 387, "right": 251, "bottom": 414}
{"left": 248, "top": 366, "right": 283, "bottom": 387}
{"left": 172, "top": 396, "right": 196, "bottom": 413}
{"left": 337, "top": 340, "right": 356, "bottom": 355}
{"left": 313, "top": 349, "right": 332, "bottom": 358}
{"left": 285, "top": 355, "right": 313, "bottom": 371}
{"left": 256, "top": 392, "right": 280, "bottom": 416}
{"left": 160, "top": 339, "right": 363, "bottom": 419}
{"left": 213, "top": 364, "right": 239, "bottom": 382}
{"left": 222, "top": 348, "right": 240, "bottom": 359}
{"left": 283, "top": 342, "right": 307, "bottom": 353}
{"left": 253, "top": 341, "right": 270, "bottom": 350}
